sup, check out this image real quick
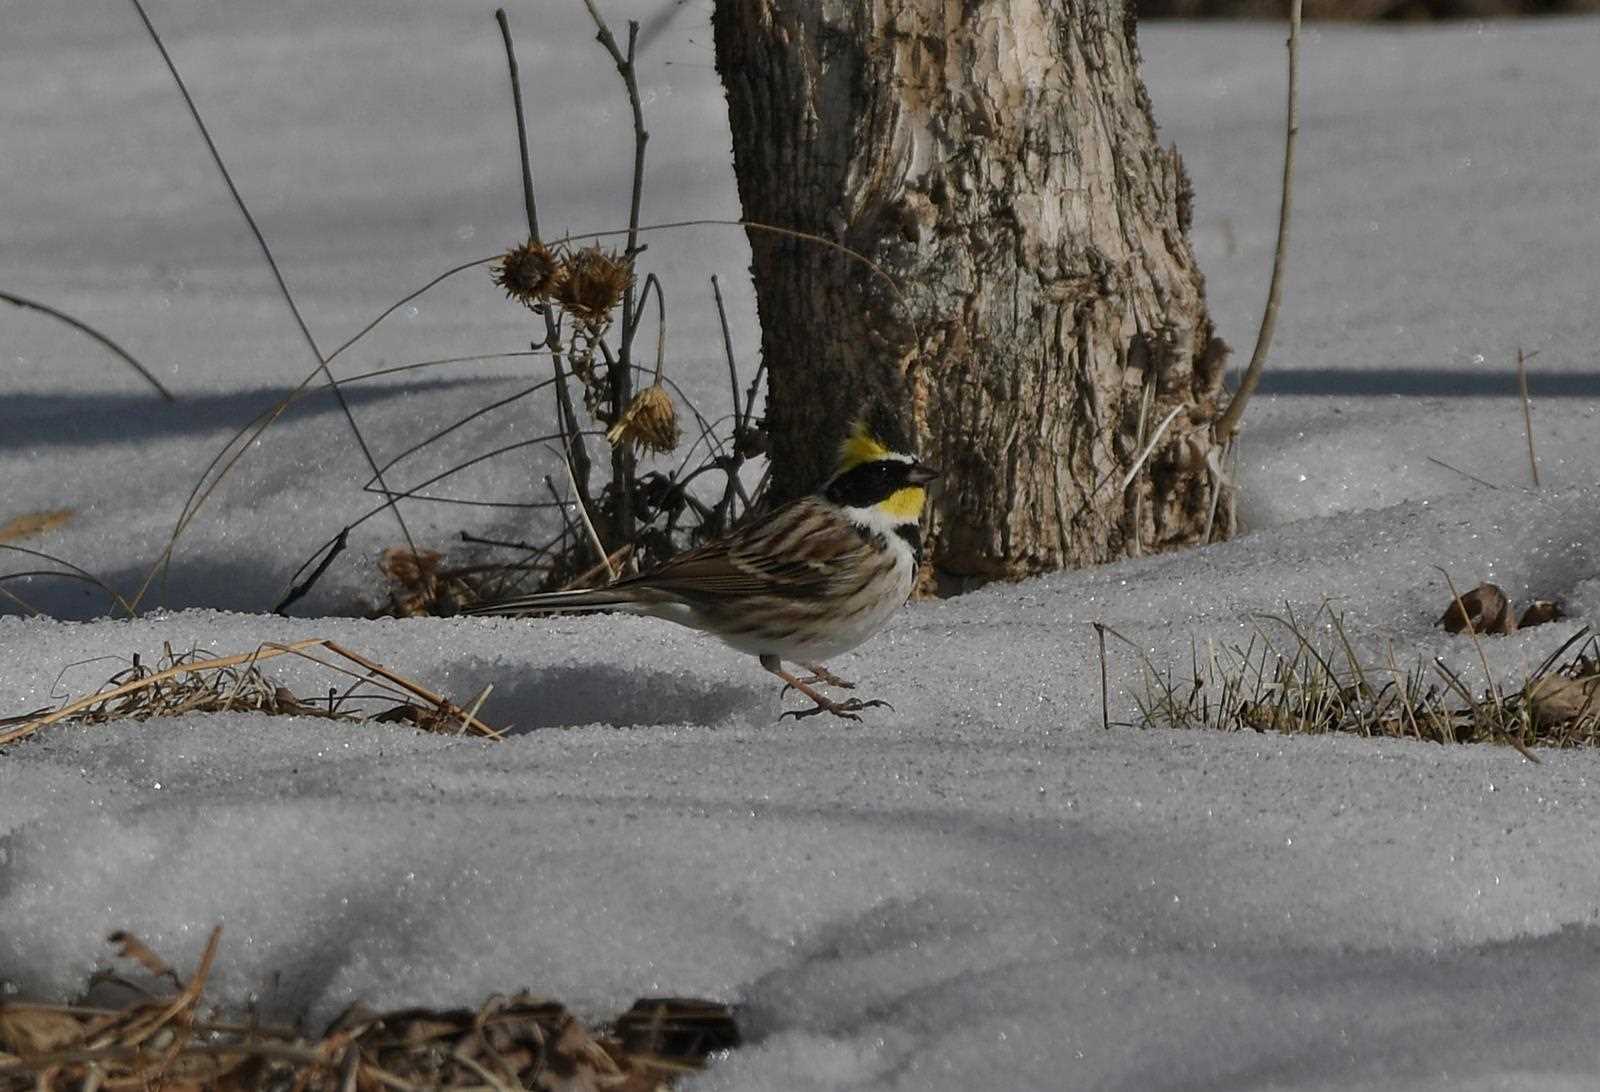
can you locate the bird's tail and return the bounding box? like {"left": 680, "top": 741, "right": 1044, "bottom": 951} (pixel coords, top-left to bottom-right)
{"left": 463, "top": 585, "right": 646, "bottom": 617}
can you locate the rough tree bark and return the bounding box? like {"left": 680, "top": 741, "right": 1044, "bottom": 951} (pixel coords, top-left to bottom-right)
{"left": 712, "top": 0, "right": 1232, "bottom": 581}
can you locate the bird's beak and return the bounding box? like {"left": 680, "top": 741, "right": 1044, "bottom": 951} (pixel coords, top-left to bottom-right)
{"left": 906, "top": 462, "right": 941, "bottom": 486}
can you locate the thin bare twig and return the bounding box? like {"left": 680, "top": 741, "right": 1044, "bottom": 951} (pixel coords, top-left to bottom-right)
{"left": 495, "top": 9, "right": 595, "bottom": 522}
{"left": 635, "top": 272, "right": 668, "bottom": 383}
{"left": 580, "top": 0, "right": 649, "bottom": 545}
{"left": 1094, "top": 623, "right": 1110, "bottom": 731}
{"left": 1213, "top": 0, "right": 1301, "bottom": 441}
{"left": 494, "top": 8, "right": 540, "bottom": 242}
{"left": 710, "top": 275, "right": 742, "bottom": 432}
{"left": 709, "top": 275, "right": 750, "bottom": 530}
{"left": 273, "top": 527, "right": 349, "bottom": 616}
{"left": 0, "top": 290, "right": 174, "bottom": 401}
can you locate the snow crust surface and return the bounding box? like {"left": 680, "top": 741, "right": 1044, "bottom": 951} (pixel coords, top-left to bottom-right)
{"left": 4, "top": 4, "right": 1600, "bottom": 1090}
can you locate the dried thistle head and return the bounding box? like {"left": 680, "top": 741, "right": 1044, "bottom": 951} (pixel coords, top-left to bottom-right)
{"left": 492, "top": 239, "right": 564, "bottom": 306}
{"left": 554, "top": 246, "right": 633, "bottom": 325}
{"left": 606, "top": 382, "right": 680, "bottom": 455}
{"left": 378, "top": 546, "right": 475, "bottom": 617}
{"left": 380, "top": 546, "right": 442, "bottom": 592}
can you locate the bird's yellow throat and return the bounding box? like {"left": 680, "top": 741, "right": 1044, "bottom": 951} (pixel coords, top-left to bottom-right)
{"left": 877, "top": 486, "right": 926, "bottom": 521}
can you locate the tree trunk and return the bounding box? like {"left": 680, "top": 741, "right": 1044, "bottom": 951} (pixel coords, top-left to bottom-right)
{"left": 712, "top": 0, "right": 1233, "bottom": 582}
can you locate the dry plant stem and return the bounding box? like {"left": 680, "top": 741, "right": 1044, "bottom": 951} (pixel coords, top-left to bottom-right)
{"left": 710, "top": 274, "right": 750, "bottom": 528}
{"left": 126, "top": 0, "right": 416, "bottom": 584}
{"left": 1201, "top": 446, "right": 1225, "bottom": 544}
{"left": 459, "top": 684, "right": 494, "bottom": 735}
{"left": 274, "top": 526, "right": 348, "bottom": 615}
{"left": 325, "top": 255, "right": 499, "bottom": 365}
{"left": 600, "top": 216, "right": 910, "bottom": 330}
{"left": 495, "top": 8, "right": 596, "bottom": 520}
{"left": 494, "top": 9, "right": 540, "bottom": 241}
{"left": 0, "top": 581, "right": 46, "bottom": 616}
{"left": 550, "top": 353, "right": 598, "bottom": 520}
{"left": 317, "top": 219, "right": 898, "bottom": 391}
{"left": 582, "top": 2, "right": 648, "bottom": 269}
{"left": 278, "top": 429, "right": 602, "bottom": 608}
{"left": 1066, "top": 404, "right": 1186, "bottom": 527}
{"left": 1118, "top": 405, "right": 1185, "bottom": 493}
{"left": 122, "top": 79, "right": 504, "bottom": 616}
{"left": 133, "top": 926, "right": 222, "bottom": 1047}
{"left": 581, "top": 1, "right": 649, "bottom": 545}
{"left": 566, "top": 543, "right": 633, "bottom": 589}
{"left": 369, "top": 378, "right": 563, "bottom": 481}
{"left": 559, "top": 450, "right": 614, "bottom": 579}
{"left": 1093, "top": 623, "right": 1110, "bottom": 731}
{"left": 0, "top": 290, "right": 174, "bottom": 401}
{"left": 637, "top": 272, "right": 668, "bottom": 381}
{"left": 1517, "top": 347, "right": 1540, "bottom": 487}
{"left": 0, "top": 543, "right": 135, "bottom": 617}
{"left": 1214, "top": 0, "right": 1300, "bottom": 442}
{"left": 1426, "top": 455, "right": 1501, "bottom": 491}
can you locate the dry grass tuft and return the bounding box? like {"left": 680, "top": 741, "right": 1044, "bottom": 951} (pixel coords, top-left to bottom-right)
{"left": 0, "top": 638, "right": 503, "bottom": 747}
{"left": 0, "top": 930, "right": 739, "bottom": 1091}
{"left": 1109, "top": 604, "right": 1600, "bottom": 753}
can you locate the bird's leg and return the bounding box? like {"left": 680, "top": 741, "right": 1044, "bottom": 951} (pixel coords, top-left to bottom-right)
{"left": 761, "top": 655, "right": 889, "bottom": 722}
{"left": 799, "top": 663, "right": 856, "bottom": 689}
{"left": 780, "top": 662, "right": 857, "bottom": 694}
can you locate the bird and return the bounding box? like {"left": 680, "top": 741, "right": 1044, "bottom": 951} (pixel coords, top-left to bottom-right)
{"left": 466, "top": 415, "right": 940, "bottom": 720}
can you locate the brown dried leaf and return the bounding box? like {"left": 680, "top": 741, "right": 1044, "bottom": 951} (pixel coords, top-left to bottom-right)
{"left": 1438, "top": 582, "right": 1515, "bottom": 635}
{"left": 1526, "top": 673, "right": 1600, "bottom": 728}
{"left": 0, "top": 1005, "right": 85, "bottom": 1055}
{"left": 0, "top": 509, "right": 73, "bottom": 544}
{"left": 1517, "top": 599, "right": 1564, "bottom": 629}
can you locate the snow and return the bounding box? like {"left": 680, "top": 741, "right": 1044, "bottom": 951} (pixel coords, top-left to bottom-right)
{"left": 4, "top": 3, "right": 1600, "bottom": 1089}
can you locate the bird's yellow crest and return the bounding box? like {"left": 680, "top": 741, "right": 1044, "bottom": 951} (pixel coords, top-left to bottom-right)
{"left": 837, "top": 418, "right": 891, "bottom": 473}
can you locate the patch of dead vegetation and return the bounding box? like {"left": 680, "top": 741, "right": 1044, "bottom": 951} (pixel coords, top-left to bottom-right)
{"left": 0, "top": 929, "right": 739, "bottom": 1091}
{"left": 1104, "top": 594, "right": 1598, "bottom": 755}
{"left": 0, "top": 639, "right": 502, "bottom": 747}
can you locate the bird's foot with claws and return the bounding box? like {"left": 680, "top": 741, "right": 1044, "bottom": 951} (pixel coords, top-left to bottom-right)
{"left": 780, "top": 695, "right": 892, "bottom": 722}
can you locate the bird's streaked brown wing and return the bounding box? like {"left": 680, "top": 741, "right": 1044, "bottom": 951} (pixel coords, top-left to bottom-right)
{"left": 621, "top": 497, "right": 869, "bottom": 603}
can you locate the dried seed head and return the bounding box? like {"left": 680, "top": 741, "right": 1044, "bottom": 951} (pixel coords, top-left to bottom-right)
{"left": 554, "top": 246, "right": 633, "bottom": 325}
{"left": 492, "top": 239, "right": 564, "bottom": 306}
{"left": 606, "top": 382, "right": 680, "bottom": 455}
{"left": 380, "top": 546, "right": 443, "bottom": 593}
